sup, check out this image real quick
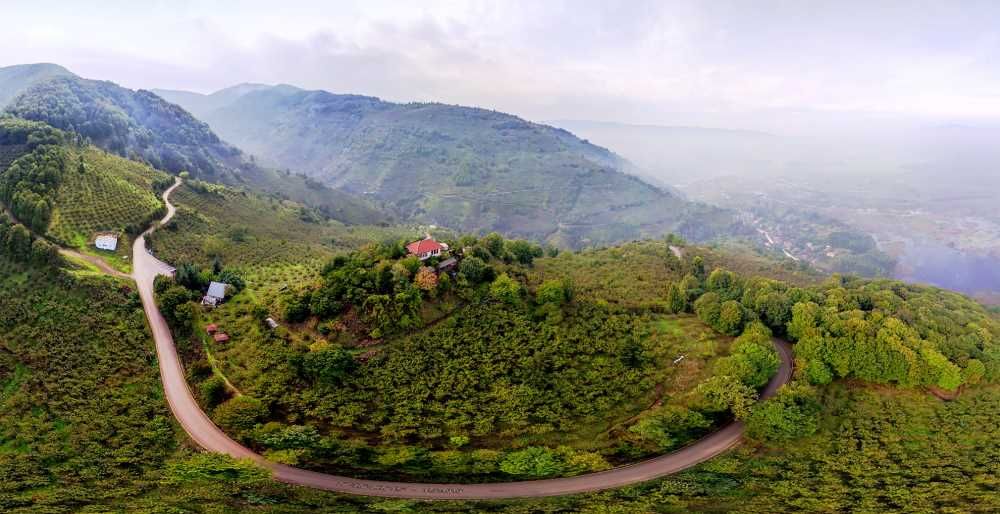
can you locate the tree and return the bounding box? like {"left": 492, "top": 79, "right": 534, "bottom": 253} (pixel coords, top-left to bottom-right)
{"left": 506, "top": 239, "right": 543, "bottom": 265}
{"left": 692, "top": 375, "right": 757, "bottom": 419}
{"left": 745, "top": 384, "right": 821, "bottom": 442}
{"left": 628, "top": 405, "right": 711, "bottom": 450}
{"left": 788, "top": 301, "right": 822, "bottom": 341}
{"left": 213, "top": 396, "right": 268, "bottom": 435}
{"left": 499, "top": 447, "right": 564, "bottom": 477}
{"left": 691, "top": 255, "right": 706, "bottom": 279}
{"left": 164, "top": 453, "right": 269, "bottom": 486}
{"left": 717, "top": 300, "right": 745, "bottom": 336}
{"left": 536, "top": 279, "right": 570, "bottom": 306}
{"left": 30, "top": 237, "right": 59, "bottom": 265}
{"left": 665, "top": 283, "right": 686, "bottom": 313}
{"left": 458, "top": 256, "right": 492, "bottom": 284}
{"left": 490, "top": 273, "right": 522, "bottom": 304}
{"left": 413, "top": 266, "right": 438, "bottom": 292}
{"left": 200, "top": 376, "right": 227, "bottom": 407}
{"left": 694, "top": 292, "right": 722, "bottom": 328}
{"left": 301, "top": 347, "right": 354, "bottom": 385}
{"left": 482, "top": 232, "right": 505, "bottom": 259}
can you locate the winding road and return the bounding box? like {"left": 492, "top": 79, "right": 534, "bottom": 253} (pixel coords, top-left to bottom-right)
{"left": 133, "top": 178, "right": 795, "bottom": 500}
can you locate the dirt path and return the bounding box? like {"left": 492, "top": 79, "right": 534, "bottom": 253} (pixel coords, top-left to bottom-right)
{"left": 134, "top": 177, "right": 796, "bottom": 500}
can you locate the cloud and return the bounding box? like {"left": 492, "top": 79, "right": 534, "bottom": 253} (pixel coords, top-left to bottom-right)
{"left": 1, "top": 0, "right": 998, "bottom": 123}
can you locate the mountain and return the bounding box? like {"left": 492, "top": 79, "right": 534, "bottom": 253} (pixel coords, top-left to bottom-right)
{"left": 0, "top": 66, "right": 386, "bottom": 225}
{"left": 153, "top": 83, "right": 276, "bottom": 119}
{"left": 0, "top": 63, "right": 75, "bottom": 108}
{"left": 159, "top": 84, "right": 744, "bottom": 247}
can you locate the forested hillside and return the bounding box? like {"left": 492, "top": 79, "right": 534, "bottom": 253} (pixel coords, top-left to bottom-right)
{"left": 0, "top": 68, "right": 387, "bottom": 225}
{"left": 159, "top": 84, "right": 747, "bottom": 247}
{"left": 0, "top": 118, "right": 172, "bottom": 257}
{"left": 0, "top": 63, "right": 75, "bottom": 108}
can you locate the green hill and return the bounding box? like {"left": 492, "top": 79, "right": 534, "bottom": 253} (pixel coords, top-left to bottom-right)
{"left": 0, "top": 118, "right": 171, "bottom": 249}
{"left": 158, "top": 85, "right": 747, "bottom": 247}
{"left": 0, "top": 63, "right": 75, "bottom": 108}
{"left": 0, "top": 67, "right": 387, "bottom": 226}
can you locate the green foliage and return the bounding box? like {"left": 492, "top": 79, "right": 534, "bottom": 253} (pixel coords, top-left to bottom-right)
{"left": 692, "top": 375, "right": 758, "bottom": 419}
{"left": 213, "top": 395, "right": 268, "bottom": 436}
{"left": 713, "top": 322, "right": 779, "bottom": 388}
{"left": 489, "top": 273, "right": 522, "bottom": 304}
{"left": 309, "top": 301, "right": 650, "bottom": 443}
{"left": 627, "top": 405, "right": 712, "bottom": 451}
{"left": 745, "top": 383, "right": 821, "bottom": 441}
{"left": 458, "top": 255, "right": 492, "bottom": 284}
{"left": 164, "top": 453, "right": 269, "bottom": 486}
{"left": 499, "top": 447, "right": 564, "bottom": 478}
{"left": 162, "top": 86, "right": 741, "bottom": 249}
{"left": 300, "top": 347, "right": 354, "bottom": 386}
{"left": 535, "top": 278, "right": 571, "bottom": 306}
{"left": 199, "top": 375, "right": 227, "bottom": 407}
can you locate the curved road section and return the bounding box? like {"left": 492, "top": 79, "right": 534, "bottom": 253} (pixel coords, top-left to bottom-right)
{"left": 134, "top": 179, "right": 795, "bottom": 500}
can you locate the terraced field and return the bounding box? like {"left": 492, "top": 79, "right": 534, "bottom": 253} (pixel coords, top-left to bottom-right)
{"left": 47, "top": 147, "right": 170, "bottom": 248}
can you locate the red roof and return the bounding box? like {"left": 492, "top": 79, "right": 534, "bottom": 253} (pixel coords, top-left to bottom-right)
{"left": 205, "top": 324, "right": 218, "bottom": 334}
{"left": 406, "top": 238, "right": 445, "bottom": 255}
{"left": 213, "top": 333, "right": 230, "bottom": 343}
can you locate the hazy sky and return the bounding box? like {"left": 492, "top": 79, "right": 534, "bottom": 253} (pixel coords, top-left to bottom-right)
{"left": 2, "top": 0, "right": 998, "bottom": 124}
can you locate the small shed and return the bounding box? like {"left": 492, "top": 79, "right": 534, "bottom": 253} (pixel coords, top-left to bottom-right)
{"left": 205, "top": 323, "right": 218, "bottom": 334}
{"left": 265, "top": 317, "right": 279, "bottom": 329}
{"left": 436, "top": 257, "right": 458, "bottom": 272}
{"left": 95, "top": 234, "right": 118, "bottom": 251}
{"left": 213, "top": 333, "right": 230, "bottom": 343}
{"left": 202, "top": 281, "right": 229, "bottom": 308}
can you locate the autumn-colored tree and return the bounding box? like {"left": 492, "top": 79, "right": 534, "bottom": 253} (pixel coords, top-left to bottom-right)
{"left": 414, "top": 266, "right": 438, "bottom": 292}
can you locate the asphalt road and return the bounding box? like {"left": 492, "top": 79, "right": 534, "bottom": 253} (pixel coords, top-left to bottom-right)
{"left": 133, "top": 178, "right": 795, "bottom": 499}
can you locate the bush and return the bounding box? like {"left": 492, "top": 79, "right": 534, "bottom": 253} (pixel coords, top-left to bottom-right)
{"left": 745, "top": 383, "right": 821, "bottom": 442}
{"left": 499, "top": 447, "right": 564, "bottom": 478}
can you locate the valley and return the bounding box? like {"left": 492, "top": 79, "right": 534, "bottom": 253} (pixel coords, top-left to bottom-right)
{"left": 0, "top": 58, "right": 997, "bottom": 514}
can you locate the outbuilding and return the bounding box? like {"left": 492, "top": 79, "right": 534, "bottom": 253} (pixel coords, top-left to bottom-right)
{"left": 95, "top": 234, "right": 118, "bottom": 251}
{"left": 202, "top": 281, "right": 229, "bottom": 307}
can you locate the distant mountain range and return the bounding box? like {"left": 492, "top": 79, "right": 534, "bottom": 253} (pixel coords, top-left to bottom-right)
{"left": 157, "top": 84, "right": 745, "bottom": 246}
{"left": 1, "top": 64, "right": 748, "bottom": 247}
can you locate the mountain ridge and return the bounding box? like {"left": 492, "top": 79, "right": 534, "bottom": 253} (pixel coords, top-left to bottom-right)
{"left": 160, "top": 83, "right": 743, "bottom": 247}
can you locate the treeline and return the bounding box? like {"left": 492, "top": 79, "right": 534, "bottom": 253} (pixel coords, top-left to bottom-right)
{"left": 0, "top": 141, "right": 66, "bottom": 233}
{"left": 666, "top": 254, "right": 998, "bottom": 392}
{"left": 0, "top": 213, "right": 60, "bottom": 265}
{"left": 6, "top": 77, "right": 229, "bottom": 176}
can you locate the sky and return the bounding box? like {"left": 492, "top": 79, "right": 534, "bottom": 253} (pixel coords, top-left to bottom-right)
{"left": 1, "top": 0, "right": 999, "bottom": 126}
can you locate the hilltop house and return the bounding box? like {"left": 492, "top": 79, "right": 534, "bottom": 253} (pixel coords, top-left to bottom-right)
{"left": 202, "top": 281, "right": 228, "bottom": 307}
{"left": 95, "top": 234, "right": 118, "bottom": 251}
{"left": 406, "top": 236, "right": 449, "bottom": 260}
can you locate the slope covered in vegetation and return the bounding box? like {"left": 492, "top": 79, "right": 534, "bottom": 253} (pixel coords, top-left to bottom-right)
{"left": 154, "top": 233, "right": 776, "bottom": 481}
{"left": 160, "top": 84, "right": 747, "bottom": 248}
{"left": 0, "top": 68, "right": 387, "bottom": 225}
{"left": 0, "top": 118, "right": 172, "bottom": 258}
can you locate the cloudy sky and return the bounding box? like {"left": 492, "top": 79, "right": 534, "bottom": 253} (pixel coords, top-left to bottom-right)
{"left": 1, "top": 0, "right": 998, "bottom": 125}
